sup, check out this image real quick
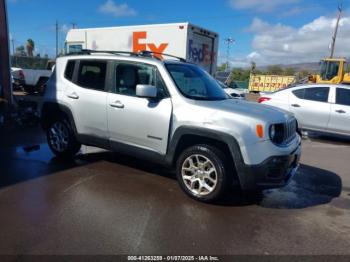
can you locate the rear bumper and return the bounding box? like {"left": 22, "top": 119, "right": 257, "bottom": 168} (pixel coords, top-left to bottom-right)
{"left": 237, "top": 142, "right": 301, "bottom": 190}
{"left": 13, "top": 78, "right": 25, "bottom": 87}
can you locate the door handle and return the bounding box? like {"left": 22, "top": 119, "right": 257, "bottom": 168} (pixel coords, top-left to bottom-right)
{"left": 67, "top": 92, "right": 79, "bottom": 99}
{"left": 291, "top": 104, "right": 301, "bottom": 108}
{"left": 110, "top": 101, "right": 124, "bottom": 109}
{"left": 335, "top": 109, "right": 346, "bottom": 114}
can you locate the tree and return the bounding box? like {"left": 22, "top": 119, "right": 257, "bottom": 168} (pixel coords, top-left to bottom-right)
{"left": 217, "top": 63, "right": 227, "bottom": 72}
{"left": 297, "top": 70, "right": 313, "bottom": 79}
{"left": 15, "top": 45, "right": 26, "bottom": 56}
{"left": 251, "top": 61, "right": 256, "bottom": 73}
{"left": 26, "top": 39, "right": 35, "bottom": 57}
{"left": 267, "top": 65, "right": 284, "bottom": 75}
{"left": 230, "top": 68, "right": 251, "bottom": 82}
{"left": 284, "top": 67, "right": 296, "bottom": 76}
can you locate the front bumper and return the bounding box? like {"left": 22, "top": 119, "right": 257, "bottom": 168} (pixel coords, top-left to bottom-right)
{"left": 237, "top": 142, "right": 301, "bottom": 190}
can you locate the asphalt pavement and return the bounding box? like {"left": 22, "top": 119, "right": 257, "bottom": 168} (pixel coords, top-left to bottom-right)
{"left": 0, "top": 126, "right": 349, "bottom": 255}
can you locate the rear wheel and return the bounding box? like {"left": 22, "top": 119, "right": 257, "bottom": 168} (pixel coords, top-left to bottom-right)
{"left": 36, "top": 78, "right": 49, "bottom": 94}
{"left": 176, "top": 144, "right": 231, "bottom": 202}
{"left": 47, "top": 118, "right": 81, "bottom": 158}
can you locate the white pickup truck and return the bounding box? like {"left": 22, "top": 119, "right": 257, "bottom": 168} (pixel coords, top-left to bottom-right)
{"left": 21, "top": 60, "right": 55, "bottom": 94}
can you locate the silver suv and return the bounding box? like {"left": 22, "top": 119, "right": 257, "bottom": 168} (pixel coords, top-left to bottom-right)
{"left": 41, "top": 51, "right": 301, "bottom": 202}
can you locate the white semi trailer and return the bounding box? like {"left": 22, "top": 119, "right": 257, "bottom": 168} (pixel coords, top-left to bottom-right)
{"left": 65, "top": 22, "right": 219, "bottom": 74}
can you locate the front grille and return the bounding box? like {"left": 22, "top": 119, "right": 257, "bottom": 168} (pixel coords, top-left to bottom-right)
{"left": 283, "top": 118, "right": 297, "bottom": 144}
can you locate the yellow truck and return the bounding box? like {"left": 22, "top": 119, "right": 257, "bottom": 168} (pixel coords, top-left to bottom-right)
{"left": 309, "top": 58, "right": 350, "bottom": 85}
{"left": 248, "top": 73, "right": 296, "bottom": 93}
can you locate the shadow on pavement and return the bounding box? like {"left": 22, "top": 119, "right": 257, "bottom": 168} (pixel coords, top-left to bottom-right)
{"left": 305, "top": 131, "right": 350, "bottom": 145}
{"left": 197, "top": 164, "right": 342, "bottom": 209}
{"left": 258, "top": 164, "right": 342, "bottom": 209}
{"left": 0, "top": 131, "right": 343, "bottom": 210}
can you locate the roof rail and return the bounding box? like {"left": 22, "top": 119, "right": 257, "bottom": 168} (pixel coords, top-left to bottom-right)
{"left": 67, "top": 49, "right": 187, "bottom": 62}
{"left": 80, "top": 49, "right": 139, "bottom": 56}
{"left": 138, "top": 50, "right": 187, "bottom": 62}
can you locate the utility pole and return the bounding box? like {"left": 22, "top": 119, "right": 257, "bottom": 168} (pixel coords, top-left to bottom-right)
{"left": 0, "top": 0, "right": 12, "bottom": 105}
{"left": 330, "top": 3, "right": 342, "bottom": 58}
{"left": 10, "top": 36, "right": 16, "bottom": 67}
{"left": 224, "top": 37, "right": 235, "bottom": 72}
{"left": 10, "top": 37, "right": 14, "bottom": 55}
{"left": 55, "top": 20, "right": 59, "bottom": 58}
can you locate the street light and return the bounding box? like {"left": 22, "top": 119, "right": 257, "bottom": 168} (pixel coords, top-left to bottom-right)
{"left": 224, "top": 37, "right": 235, "bottom": 72}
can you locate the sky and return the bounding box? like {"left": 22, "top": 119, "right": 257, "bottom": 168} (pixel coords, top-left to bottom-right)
{"left": 6, "top": 0, "right": 350, "bottom": 67}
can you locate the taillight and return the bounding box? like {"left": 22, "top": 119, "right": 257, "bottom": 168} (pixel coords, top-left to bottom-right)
{"left": 258, "top": 97, "right": 271, "bottom": 103}
{"left": 19, "top": 70, "right": 25, "bottom": 80}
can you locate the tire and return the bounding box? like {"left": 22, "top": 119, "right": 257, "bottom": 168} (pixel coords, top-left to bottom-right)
{"left": 36, "top": 78, "right": 49, "bottom": 94}
{"left": 23, "top": 85, "right": 36, "bottom": 94}
{"left": 47, "top": 118, "right": 81, "bottom": 158}
{"left": 176, "top": 144, "right": 231, "bottom": 203}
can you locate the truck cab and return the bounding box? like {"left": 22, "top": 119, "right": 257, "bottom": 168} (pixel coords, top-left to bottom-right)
{"left": 310, "top": 58, "right": 350, "bottom": 84}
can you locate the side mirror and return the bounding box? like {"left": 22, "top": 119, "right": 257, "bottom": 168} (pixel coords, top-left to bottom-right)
{"left": 136, "top": 84, "right": 157, "bottom": 98}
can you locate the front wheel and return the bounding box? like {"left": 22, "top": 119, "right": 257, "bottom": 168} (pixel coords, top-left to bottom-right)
{"left": 176, "top": 145, "right": 230, "bottom": 203}
{"left": 47, "top": 119, "right": 81, "bottom": 158}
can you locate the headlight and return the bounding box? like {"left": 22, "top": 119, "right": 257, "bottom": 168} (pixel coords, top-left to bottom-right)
{"left": 269, "top": 124, "right": 276, "bottom": 140}
{"left": 269, "top": 124, "right": 284, "bottom": 144}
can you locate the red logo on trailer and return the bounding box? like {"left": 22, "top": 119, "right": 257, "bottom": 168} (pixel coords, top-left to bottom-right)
{"left": 133, "top": 31, "right": 168, "bottom": 59}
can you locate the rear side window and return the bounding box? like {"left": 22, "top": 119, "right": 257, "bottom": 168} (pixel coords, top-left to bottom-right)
{"left": 64, "top": 60, "right": 76, "bottom": 81}
{"left": 336, "top": 88, "right": 350, "bottom": 106}
{"left": 304, "top": 87, "right": 329, "bottom": 102}
{"left": 292, "top": 89, "right": 305, "bottom": 99}
{"left": 77, "top": 60, "right": 107, "bottom": 91}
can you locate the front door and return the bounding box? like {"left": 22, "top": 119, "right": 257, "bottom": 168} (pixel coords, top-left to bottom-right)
{"left": 107, "top": 61, "right": 172, "bottom": 155}
{"left": 289, "top": 86, "right": 331, "bottom": 131}
{"left": 328, "top": 87, "right": 350, "bottom": 135}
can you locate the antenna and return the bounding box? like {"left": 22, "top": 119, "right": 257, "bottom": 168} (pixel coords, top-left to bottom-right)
{"left": 330, "top": 2, "right": 343, "bottom": 58}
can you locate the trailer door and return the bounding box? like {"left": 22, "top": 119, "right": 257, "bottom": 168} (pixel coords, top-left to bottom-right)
{"left": 187, "top": 27, "right": 217, "bottom": 75}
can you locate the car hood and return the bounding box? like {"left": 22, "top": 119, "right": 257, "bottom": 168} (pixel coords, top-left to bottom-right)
{"left": 195, "top": 99, "right": 293, "bottom": 123}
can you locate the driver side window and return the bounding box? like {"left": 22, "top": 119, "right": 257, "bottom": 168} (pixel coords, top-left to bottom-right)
{"left": 113, "top": 62, "right": 168, "bottom": 98}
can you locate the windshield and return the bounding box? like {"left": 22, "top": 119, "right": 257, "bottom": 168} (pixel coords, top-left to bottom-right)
{"left": 166, "top": 63, "right": 228, "bottom": 100}
{"left": 320, "top": 61, "right": 339, "bottom": 81}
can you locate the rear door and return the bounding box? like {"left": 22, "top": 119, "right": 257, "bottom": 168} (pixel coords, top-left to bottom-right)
{"left": 328, "top": 87, "right": 350, "bottom": 135}
{"left": 64, "top": 59, "right": 108, "bottom": 141}
{"left": 289, "top": 86, "right": 331, "bottom": 131}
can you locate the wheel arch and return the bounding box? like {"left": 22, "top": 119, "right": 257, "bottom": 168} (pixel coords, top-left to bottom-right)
{"left": 41, "top": 102, "right": 77, "bottom": 135}
{"left": 166, "top": 126, "right": 247, "bottom": 186}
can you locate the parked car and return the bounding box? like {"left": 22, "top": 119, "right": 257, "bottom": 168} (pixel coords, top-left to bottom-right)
{"left": 11, "top": 67, "right": 25, "bottom": 91}
{"left": 41, "top": 50, "right": 301, "bottom": 202}
{"left": 259, "top": 84, "right": 350, "bottom": 137}
{"left": 217, "top": 81, "right": 246, "bottom": 100}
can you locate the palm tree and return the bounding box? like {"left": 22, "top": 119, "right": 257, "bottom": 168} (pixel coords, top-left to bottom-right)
{"left": 26, "top": 39, "right": 35, "bottom": 57}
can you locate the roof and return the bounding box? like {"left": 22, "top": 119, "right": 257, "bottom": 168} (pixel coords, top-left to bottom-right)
{"left": 321, "top": 58, "right": 347, "bottom": 62}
